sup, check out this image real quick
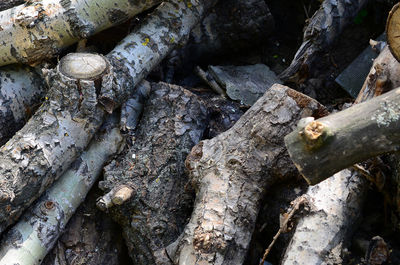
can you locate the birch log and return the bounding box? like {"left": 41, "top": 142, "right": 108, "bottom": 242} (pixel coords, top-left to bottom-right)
{"left": 0, "top": 0, "right": 162, "bottom": 66}
{"left": 0, "top": 0, "right": 217, "bottom": 236}
{"left": 170, "top": 84, "right": 327, "bottom": 265}
{"left": 0, "top": 65, "right": 46, "bottom": 145}
{"left": 98, "top": 82, "right": 208, "bottom": 265}
{"left": 0, "top": 115, "right": 123, "bottom": 265}
{"left": 279, "top": 0, "right": 368, "bottom": 83}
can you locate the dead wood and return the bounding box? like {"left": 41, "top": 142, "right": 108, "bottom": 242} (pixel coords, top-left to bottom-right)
{"left": 0, "top": 0, "right": 24, "bottom": 11}
{"left": 98, "top": 82, "right": 208, "bottom": 265}
{"left": 170, "top": 84, "right": 327, "bottom": 265}
{"left": 279, "top": 0, "right": 368, "bottom": 84}
{"left": 0, "top": 0, "right": 216, "bottom": 235}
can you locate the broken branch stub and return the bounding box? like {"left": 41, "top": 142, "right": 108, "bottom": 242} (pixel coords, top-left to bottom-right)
{"left": 285, "top": 87, "right": 400, "bottom": 185}
{"left": 171, "top": 84, "right": 327, "bottom": 265}
{"left": 0, "top": 0, "right": 162, "bottom": 66}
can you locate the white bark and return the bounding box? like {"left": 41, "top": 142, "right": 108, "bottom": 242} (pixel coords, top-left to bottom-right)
{"left": 0, "top": 116, "right": 123, "bottom": 265}
{"left": 0, "top": 65, "right": 45, "bottom": 145}
{"left": 0, "top": 0, "right": 162, "bottom": 66}
{"left": 281, "top": 170, "right": 367, "bottom": 265}
{"left": 0, "top": 0, "right": 217, "bottom": 235}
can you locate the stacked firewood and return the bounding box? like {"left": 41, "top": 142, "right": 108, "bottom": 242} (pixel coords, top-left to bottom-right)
{"left": 0, "top": 0, "right": 399, "bottom": 264}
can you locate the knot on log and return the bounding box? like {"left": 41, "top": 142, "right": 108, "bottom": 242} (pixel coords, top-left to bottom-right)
{"left": 299, "top": 120, "right": 332, "bottom": 150}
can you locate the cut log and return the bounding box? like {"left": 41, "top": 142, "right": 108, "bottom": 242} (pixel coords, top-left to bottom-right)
{"left": 41, "top": 187, "right": 127, "bottom": 265}
{"left": 0, "top": 115, "right": 123, "bottom": 265}
{"left": 170, "top": 84, "right": 327, "bottom": 265}
{"left": 279, "top": 0, "right": 368, "bottom": 83}
{"left": 0, "top": 0, "right": 217, "bottom": 235}
{"left": 98, "top": 82, "right": 208, "bottom": 265}
{"left": 386, "top": 3, "right": 400, "bottom": 62}
{"left": 285, "top": 86, "right": 400, "bottom": 185}
{"left": 281, "top": 170, "right": 367, "bottom": 265}
{"left": 0, "top": 65, "right": 46, "bottom": 145}
{"left": 0, "top": 0, "right": 162, "bottom": 66}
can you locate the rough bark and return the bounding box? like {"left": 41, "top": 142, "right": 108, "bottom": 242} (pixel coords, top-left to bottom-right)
{"left": 98, "top": 82, "right": 208, "bottom": 265}
{"left": 355, "top": 46, "right": 400, "bottom": 103}
{"left": 0, "top": 115, "right": 123, "bottom": 265}
{"left": 170, "top": 84, "right": 327, "bottom": 265}
{"left": 279, "top": 0, "right": 368, "bottom": 84}
{"left": 285, "top": 86, "right": 400, "bottom": 185}
{"left": 0, "top": 65, "right": 46, "bottom": 145}
{"left": 0, "top": 0, "right": 24, "bottom": 12}
{"left": 281, "top": 169, "right": 367, "bottom": 265}
{"left": 0, "top": 0, "right": 217, "bottom": 235}
{"left": 41, "top": 186, "right": 127, "bottom": 265}
{"left": 0, "top": 0, "right": 162, "bottom": 66}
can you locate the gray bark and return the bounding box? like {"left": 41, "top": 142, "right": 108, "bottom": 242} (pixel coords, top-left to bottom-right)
{"left": 0, "top": 65, "right": 46, "bottom": 145}
{"left": 171, "top": 84, "right": 327, "bottom": 265}
{"left": 98, "top": 82, "right": 208, "bottom": 265}
{"left": 0, "top": 0, "right": 217, "bottom": 235}
{"left": 0, "top": 115, "right": 123, "bottom": 265}
{"left": 279, "top": 0, "right": 368, "bottom": 83}
{"left": 0, "top": 0, "right": 162, "bottom": 66}
{"left": 0, "top": 0, "right": 24, "bottom": 12}
{"left": 285, "top": 86, "right": 400, "bottom": 185}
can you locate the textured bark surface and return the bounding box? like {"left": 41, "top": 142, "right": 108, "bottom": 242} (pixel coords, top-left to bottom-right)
{"left": 42, "top": 187, "right": 127, "bottom": 265}
{"left": 0, "top": 65, "right": 46, "bottom": 145}
{"left": 0, "top": 0, "right": 216, "bottom": 235}
{"left": 281, "top": 170, "right": 367, "bottom": 265}
{"left": 279, "top": 0, "right": 368, "bottom": 83}
{"left": 0, "top": 116, "right": 123, "bottom": 265}
{"left": 355, "top": 46, "right": 400, "bottom": 103}
{"left": 99, "top": 82, "right": 208, "bottom": 265}
{"left": 0, "top": 0, "right": 24, "bottom": 12}
{"left": 285, "top": 86, "right": 400, "bottom": 185}
{"left": 0, "top": 0, "right": 162, "bottom": 66}
{"left": 171, "top": 84, "right": 327, "bottom": 265}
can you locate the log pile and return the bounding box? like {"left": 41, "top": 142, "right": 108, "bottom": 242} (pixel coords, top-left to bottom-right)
{"left": 0, "top": 0, "right": 400, "bottom": 264}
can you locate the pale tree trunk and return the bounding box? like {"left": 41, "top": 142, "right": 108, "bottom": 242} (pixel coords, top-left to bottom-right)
{"left": 0, "top": 0, "right": 162, "bottom": 66}
{"left": 0, "top": 115, "right": 123, "bottom": 265}
{"left": 170, "top": 84, "right": 327, "bottom": 265}
{"left": 279, "top": 0, "right": 368, "bottom": 83}
{"left": 0, "top": 0, "right": 217, "bottom": 236}
{"left": 0, "top": 65, "right": 46, "bottom": 145}
{"left": 99, "top": 82, "right": 208, "bottom": 265}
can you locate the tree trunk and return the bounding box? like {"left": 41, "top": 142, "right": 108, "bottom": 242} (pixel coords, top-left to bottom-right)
{"left": 285, "top": 86, "right": 400, "bottom": 185}
{"left": 170, "top": 84, "right": 327, "bottom": 265}
{"left": 98, "top": 82, "right": 208, "bottom": 265}
{"left": 0, "top": 115, "right": 123, "bottom": 265}
{"left": 0, "top": 0, "right": 217, "bottom": 235}
{"left": 0, "top": 0, "right": 162, "bottom": 66}
{"left": 279, "top": 0, "right": 368, "bottom": 84}
{"left": 0, "top": 65, "right": 46, "bottom": 145}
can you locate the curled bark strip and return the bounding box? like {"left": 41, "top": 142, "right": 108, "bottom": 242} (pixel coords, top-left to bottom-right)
{"left": 279, "top": 0, "right": 368, "bottom": 83}
{"left": 0, "top": 0, "right": 162, "bottom": 66}
{"left": 99, "top": 82, "right": 208, "bottom": 265}
{"left": 171, "top": 84, "right": 327, "bottom": 265}
{"left": 285, "top": 86, "right": 400, "bottom": 185}
{"left": 0, "top": 65, "right": 46, "bottom": 145}
{"left": 0, "top": 115, "right": 123, "bottom": 265}
{"left": 0, "top": 0, "right": 217, "bottom": 235}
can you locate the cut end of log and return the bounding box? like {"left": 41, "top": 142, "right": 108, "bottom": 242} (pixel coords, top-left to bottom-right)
{"left": 386, "top": 3, "right": 400, "bottom": 62}
{"left": 303, "top": 121, "right": 325, "bottom": 141}
{"left": 59, "top": 53, "right": 109, "bottom": 80}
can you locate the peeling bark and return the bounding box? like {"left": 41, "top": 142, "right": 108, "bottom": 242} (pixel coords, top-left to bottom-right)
{"left": 279, "top": 0, "right": 368, "bottom": 83}
{"left": 0, "top": 115, "right": 123, "bottom": 265}
{"left": 171, "top": 84, "right": 327, "bottom": 265}
{"left": 0, "top": 0, "right": 162, "bottom": 66}
{"left": 0, "top": 0, "right": 217, "bottom": 235}
{"left": 285, "top": 86, "right": 400, "bottom": 185}
{"left": 0, "top": 64, "right": 46, "bottom": 145}
{"left": 98, "top": 82, "right": 208, "bottom": 265}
